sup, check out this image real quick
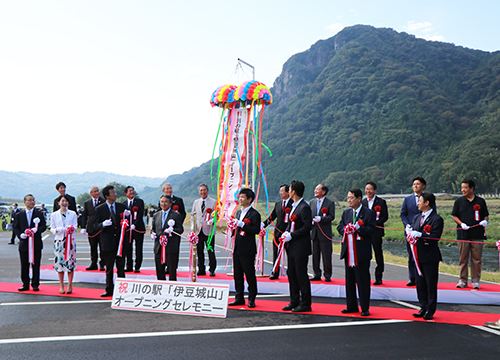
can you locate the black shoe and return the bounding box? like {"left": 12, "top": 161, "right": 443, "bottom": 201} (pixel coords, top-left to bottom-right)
{"left": 100, "top": 267, "right": 106, "bottom": 271}
{"left": 197, "top": 271, "right": 206, "bottom": 276}
{"left": 18, "top": 286, "right": 29, "bottom": 291}
{"left": 100, "top": 292, "right": 113, "bottom": 297}
{"left": 412, "top": 309, "right": 426, "bottom": 318}
{"left": 86, "top": 265, "right": 98, "bottom": 271}
{"left": 8, "top": 242, "right": 15, "bottom": 245}
{"left": 248, "top": 300, "right": 256, "bottom": 308}
{"left": 341, "top": 308, "right": 359, "bottom": 314}
{"left": 373, "top": 280, "right": 382, "bottom": 285}
{"left": 269, "top": 275, "right": 279, "bottom": 280}
{"left": 282, "top": 303, "right": 298, "bottom": 311}
{"left": 124, "top": 268, "right": 133, "bottom": 273}
{"left": 292, "top": 305, "right": 312, "bottom": 312}
{"left": 309, "top": 276, "right": 321, "bottom": 281}
{"left": 228, "top": 299, "right": 245, "bottom": 306}
{"left": 360, "top": 311, "right": 370, "bottom": 316}
{"left": 32, "top": 286, "right": 39, "bottom": 291}
{"left": 134, "top": 269, "right": 140, "bottom": 273}
{"left": 324, "top": 278, "right": 332, "bottom": 282}
{"left": 423, "top": 310, "right": 435, "bottom": 320}
{"left": 406, "top": 280, "right": 416, "bottom": 286}
{"left": 210, "top": 271, "right": 216, "bottom": 277}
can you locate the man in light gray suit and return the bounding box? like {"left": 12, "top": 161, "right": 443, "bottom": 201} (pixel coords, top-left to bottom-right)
{"left": 309, "top": 184, "right": 335, "bottom": 282}
{"left": 191, "top": 183, "right": 217, "bottom": 276}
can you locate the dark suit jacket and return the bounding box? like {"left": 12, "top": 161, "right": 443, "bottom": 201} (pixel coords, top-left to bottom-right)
{"left": 234, "top": 207, "right": 261, "bottom": 256}
{"left": 401, "top": 194, "right": 436, "bottom": 227}
{"left": 53, "top": 194, "right": 77, "bottom": 212}
{"left": 11, "top": 207, "right": 21, "bottom": 222}
{"left": 285, "top": 199, "right": 313, "bottom": 257}
{"left": 263, "top": 198, "right": 293, "bottom": 232}
{"left": 94, "top": 202, "right": 127, "bottom": 252}
{"left": 81, "top": 197, "right": 106, "bottom": 235}
{"left": 309, "top": 197, "right": 335, "bottom": 241}
{"left": 362, "top": 195, "right": 388, "bottom": 238}
{"left": 13, "top": 209, "right": 47, "bottom": 252}
{"left": 337, "top": 205, "right": 376, "bottom": 263}
{"left": 410, "top": 210, "right": 443, "bottom": 264}
{"left": 123, "top": 198, "right": 145, "bottom": 231}
{"left": 152, "top": 209, "right": 184, "bottom": 254}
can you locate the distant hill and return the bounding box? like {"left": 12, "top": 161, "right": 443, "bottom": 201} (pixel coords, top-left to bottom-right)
{"left": 0, "top": 171, "right": 164, "bottom": 205}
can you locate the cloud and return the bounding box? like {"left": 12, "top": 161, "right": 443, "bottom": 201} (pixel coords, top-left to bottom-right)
{"left": 407, "top": 21, "right": 433, "bottom": 33}
{"left": 325, "top": 23, "right": 344, "bottom": 34}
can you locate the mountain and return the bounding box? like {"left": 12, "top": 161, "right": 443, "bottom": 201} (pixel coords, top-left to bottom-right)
{"left": 260, "top": 25, "right": 500, "bottom": 200}
{"left": 0, "top": 171, "right": 164, "bottom": 204}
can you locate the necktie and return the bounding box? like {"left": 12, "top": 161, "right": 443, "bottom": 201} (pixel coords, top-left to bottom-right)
{"left": 27, "top": 210, "right": 32, "bottom": 225}
{"left": 201, "top": 200, "right": 205, "bottom": 213}
{"left": 420, "top": 214, "right": 425, "bottom": 227}
{"left": 352, "top": 210, "right": 357, "bottom": 224}
{"left": 282, "top": 200, "right": 285, "bottom": 213}
{"left": 317, "top": 199, "right": 321, "bottom": 216}
{"left": 129, "top": 200, "right": 133, "bottom": 209}
{"left": 110, "top": 204, "right": 115, "bottom": 217}
{"left": 162, "top": 211, "right": 167, "bottom": 227}
{"left": 94, "top": 199, "right": 97, "bottom": 207}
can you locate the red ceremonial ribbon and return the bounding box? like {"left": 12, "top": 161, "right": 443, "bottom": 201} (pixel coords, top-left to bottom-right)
{"left": 159, "top": 235, "right": 168, "bottom": 264}
{"left": 204, "top": 208, "right": 213, "bottom": 222}
{"left": 321, "top": 207, "right": 328, "bottom": 217}
{"left": 273, "top": 233, "right": 287, "bottom": 274}
{"left": 374, "top": 205, "right": 381, "bottom": 221}
{"left": 187, "top": 232, "right": 199, "bottom": 281}
{"left": 290, "top": 214, "right": 297, "bottom": 232}
{"left": 342, "top": 223, "right": 358, "bottom": 267}
{"left": 240, "top": 218, "right": 251, "bottom": 236}
{"left": 284, "top": 208, "right": 290, "bottom": 223}
{"left": 133, "top": 206, "right": 138, "bottom": 220}
{"left": 406, "top": 233, "right": 422, "bottom": 276}
{"left": 65, "top": 226, "right": 75, "bottom": 261}
{"left": 117, "top": 219, "right": 129, "bottom": 257}
{"left": 25, "top": 228, "right": 35, "bottom": 265}
{"left": 423, "top": 224, "right": 432, "bottom": 235}
{"left": 255, "top": 227, "right": 266, "bottom": 272}
{"left": 474, "top": 204, "right": 481, "bottom": 221}
{"left": 173, "top": 205, "right": 179, "bottom": 212}
{"left": 224, "top": 217, "right": 237, "bottom": 250}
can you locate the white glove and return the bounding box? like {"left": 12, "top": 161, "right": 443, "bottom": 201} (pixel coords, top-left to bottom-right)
{"left": 124, "top": 209, "right": 131, "bottom": 216}
{"left": 165, "top": 227, "right": 173, "bottom": 235}
{"left": 260, "top": 222, "right": 265, "bottom": 229}
{"left": 31, "top": 227, "right": 37, "bottom": 233}
{"left": 151, "top": 232, "right": 157, "bottom": 240}
{"left": 20, "top": 233, "right": 28, "bottom": 239}
{"left": 313, "top": 216, "right": 321, "bottom": 223}
{"left": 237, "top": 220, "right": 245, "bottom": 228}
{"left": 479, "top": 220, "right": 488, "bottom": 227}
{"left": 80, "top": 229, "right": 87, "bottom": 234}
{"left": 283, "top": 233, "right": 292, "bottom": 242}
{"left": 207, "top": 219, "right": 213, "bottom": 226}
{"left": 411, "top": 231, "right": 422, "bottom": 238}
{"left": 405, "top": 224, "right": 413, "bottom": 235}
{"left": 354, "top": 222, "right": 360, "bottom": 230}
{"left": 131, "top": 224, "right": 136, "bottom": 230}
{"left": 103, "top": 219, "right": 113, "bottom": 227}
{"left": 461, "top": 223, "right": 470, "bottom": 230}
{"left": 56, "top": 227, "right": 65, "bottom": 233}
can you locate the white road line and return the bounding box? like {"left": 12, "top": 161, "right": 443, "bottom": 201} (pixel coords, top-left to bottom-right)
{"left": 390, "top": 300, "right": 420, "bottom": 309}
{"left": 0, "top": 300, "right": 111, "bottom": 306}
{"left": 0, "top": 319, "right": 408, "bottom": 344}
{"left": 470, "top": 325, "right": 500, "bottom": 336}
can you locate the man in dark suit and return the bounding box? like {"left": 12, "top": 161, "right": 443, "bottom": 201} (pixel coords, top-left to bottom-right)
{"left": 309, "top": 184, "right": 335, "bottom": 282}
{"left": 93, "top": 185, "right": 128, "bottom": 297}
{"left": 122, "top": 186, "right": 146, "bottom": 273}
{"left": 337, "top": 188, "right": 376, "bottom": 316}
{"left": 400, "top": 176, "right": 435, "bottom": 286}
{"left": 161, "top": 183, "right": 186, "bottom": 223}
{"left": 228, "top": 188, "right": 261, "bottom": 308}
{"left": 151, "top": 195, "right": 184, "bottom": 281}
{"left": 80, "top": 186, "right": 106, "bottom": 271}
{"left": 53, "top": 182, "right": 77, "bottom": 212}
{"left": 8, "top": 203, "right": 21, "bottom": 244}
{"left": 13, "top": 194, "right": 47, "bottom": 291}
{"left": 262, "top": 184, "right": 293, "bottom": 280}
{"left": 362, "top": 181, "right": 388, "bottom": 285}
{"left": 281, "top": 180, "right": 313, "bottom": 313}
{"left": 408, "top": 192, "right": 443, "bottom": 320}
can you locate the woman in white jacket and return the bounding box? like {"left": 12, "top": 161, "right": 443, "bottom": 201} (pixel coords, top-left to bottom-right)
{"left": 50, "top": 195, "right": 78, "bottom": 294}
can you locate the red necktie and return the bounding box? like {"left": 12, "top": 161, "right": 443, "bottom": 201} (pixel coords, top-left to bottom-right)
{"left": 420, "top": 214, "right": 425, "bottom": 227}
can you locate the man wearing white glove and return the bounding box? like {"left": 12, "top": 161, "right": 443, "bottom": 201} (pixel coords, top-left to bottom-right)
{"left": 309, "top": 184, "right": 335, "bottom": 282}
{"left": 93, "top": 185, "right": 127, "bottom": 297}
{"left": 13, "top": 194, "right": 47, "bottom": 292}
{"left": 452, "top": 179, "right": 489, "bottom": 289}
{"left": 81, "top": 186, "right": 106, "bottom": 271}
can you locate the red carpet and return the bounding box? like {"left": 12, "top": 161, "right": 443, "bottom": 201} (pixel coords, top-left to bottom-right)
{"left": 1, "top": 281, "right": 496, "bottom": 326}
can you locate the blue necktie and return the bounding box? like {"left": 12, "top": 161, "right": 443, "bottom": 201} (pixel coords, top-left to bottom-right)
{"left": 162, "top": 211, "right": 167, "bottom": 227}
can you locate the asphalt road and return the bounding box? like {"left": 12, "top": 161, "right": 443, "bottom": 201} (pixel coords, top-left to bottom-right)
{"left": 1, "top": 230, "right": 499, "bottom": 360}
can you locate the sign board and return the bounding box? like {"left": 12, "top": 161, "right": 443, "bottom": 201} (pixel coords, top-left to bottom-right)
{"left": 111, "top": 278, "right": 230, "bottom": 318}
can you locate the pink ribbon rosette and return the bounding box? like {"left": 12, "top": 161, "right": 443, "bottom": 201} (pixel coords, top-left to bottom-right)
{"left": 65, "top": 225, "right": 75, "bottom": 261}
{"left": 117, "top": 218, "right": 129, "bottom": 257}
{"left": 25, "top": 228, "right": 35, "bottom": 265}
{"left": 159, "top": 235, "right": 168, "bottom": 264}
{"left": 342, "top": 223, "right": 358, "bottom": 267}
{"left": 224, "top": 217, "right": 237, "bottom": 250}
{"left": 406, "top": 233, "right": 422, "bottom": 276}
{"left": 254, "top": 227, "right": 267, "bottom": 272}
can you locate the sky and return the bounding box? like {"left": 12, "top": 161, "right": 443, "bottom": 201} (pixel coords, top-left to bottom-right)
{"left": 1, "top": 0, "right": 499, "bottom": 179}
